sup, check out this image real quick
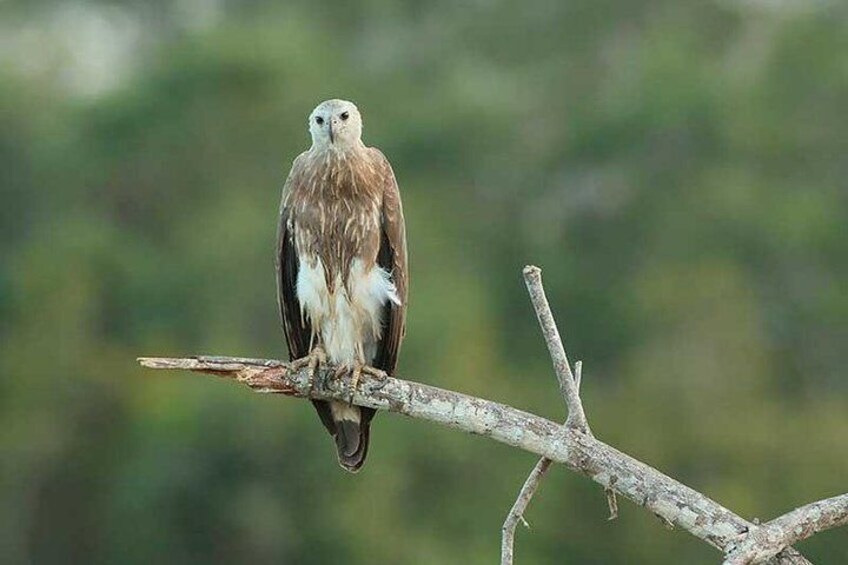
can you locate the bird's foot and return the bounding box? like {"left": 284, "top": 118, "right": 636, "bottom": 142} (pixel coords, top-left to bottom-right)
{"left": 360, "top": 365, "right": 389, "bottom": 392}
{"left": 333, "top": 362, "right": 388, "bottom": 402}
{"left": 289, "top": 346, "right": 327, "bottom": 391}
{"left": 332, "top": 364, "right": 360, "bottom": 403}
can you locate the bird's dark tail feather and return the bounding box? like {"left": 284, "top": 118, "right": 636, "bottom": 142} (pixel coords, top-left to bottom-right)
{"left": 310, "top": 400, "right": 374, "bottom": 473}
{"left": 335, "top": 416, "right": 370, "bottom": 473}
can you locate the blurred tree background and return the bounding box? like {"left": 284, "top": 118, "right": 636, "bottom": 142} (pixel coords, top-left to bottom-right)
{"left": 1, "top": 0, "right": 847, "bottom": 563}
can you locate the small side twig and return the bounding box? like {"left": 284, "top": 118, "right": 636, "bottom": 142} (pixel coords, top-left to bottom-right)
{"left": 574, "top": 360, "right": 583, "bottom": 392}
{"left": 606, "top": 488, "right": 619, "bottom": 521}
{"left": 522, "top": 266, "right": 589, "bottom": 434}
{"left": 572, "top": 359, "right": 618, "bottom": 521}
{"left": 501, "top": 457, "right": 554, "bottom": 565}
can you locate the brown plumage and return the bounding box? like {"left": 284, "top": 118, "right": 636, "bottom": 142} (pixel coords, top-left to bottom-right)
{"left": 276, "top": 99, "right": 407, "bottom": 472}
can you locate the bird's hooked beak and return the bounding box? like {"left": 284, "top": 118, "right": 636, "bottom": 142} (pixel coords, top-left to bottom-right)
{"left": 328, "top": 120, "right": 335, "bottom": 144}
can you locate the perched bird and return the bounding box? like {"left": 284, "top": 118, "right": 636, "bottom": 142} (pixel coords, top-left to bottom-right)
{"left": 276, "top": 99, "right": 408, "bottom": 472}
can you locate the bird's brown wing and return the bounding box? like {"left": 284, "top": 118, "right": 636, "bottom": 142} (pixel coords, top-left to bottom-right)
{"left": 276, "top": 154, "right": 336, "bottom": 435}
{"left": 370, "top": 148, "right": 409, "bottom": 376}
{"left": 276, "top": 154, "right": 310, "bottom": 360}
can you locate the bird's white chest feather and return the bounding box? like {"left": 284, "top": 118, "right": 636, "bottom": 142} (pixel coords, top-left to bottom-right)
{"left": 296, "top": 257, "right": 400, "bottom": 365}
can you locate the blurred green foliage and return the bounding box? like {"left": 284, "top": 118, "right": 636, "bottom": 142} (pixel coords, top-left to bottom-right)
{"left": 1, "top": 1, "right": 847, "bottom": 563}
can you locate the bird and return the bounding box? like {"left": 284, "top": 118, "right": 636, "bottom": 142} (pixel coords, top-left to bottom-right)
{"left": 276, "top": 99, "right": 408, "bottom": 473}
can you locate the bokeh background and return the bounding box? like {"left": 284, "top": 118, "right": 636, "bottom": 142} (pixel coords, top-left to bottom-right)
{"left": 2, "top": 0, "right": 847, "bottom": 563}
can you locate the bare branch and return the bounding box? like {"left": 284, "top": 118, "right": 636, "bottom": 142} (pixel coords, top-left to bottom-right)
{"left": 138, "top": 354, "right": 814, "bottom": 564}
{"left": 501, "top": 457, "right": 553, "bottom": 565}
{"left": 724, "top": 493, "right": 848, "bottom": 564}
{"left": 522, "top": 266, "right": 589, "bottom": 433}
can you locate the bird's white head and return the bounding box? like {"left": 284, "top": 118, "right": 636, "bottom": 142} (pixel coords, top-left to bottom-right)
{"left": 308, "top": 99, "right": 363, "bottom": 151}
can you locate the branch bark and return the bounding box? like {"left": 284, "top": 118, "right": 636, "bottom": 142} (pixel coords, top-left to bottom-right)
{"left": 136, "top": 266, "right": 844, "bottom": 564}
{"left": 724, "top": 493, "right": 848, "bottom": 564}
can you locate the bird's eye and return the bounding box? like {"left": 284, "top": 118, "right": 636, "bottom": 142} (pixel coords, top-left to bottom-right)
{"left": 340, "top": 111, "right": 349, "bottom": 121}
{"left": 315, "top": 116, "right": 324, "bottom": 125}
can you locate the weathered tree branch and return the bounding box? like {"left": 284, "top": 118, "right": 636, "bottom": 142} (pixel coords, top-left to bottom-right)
{"left": 135, "top": 357, "right": 816, "bottom": 563}
{"left": 137, "top": 266, "right": 844, "bottom": 564}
